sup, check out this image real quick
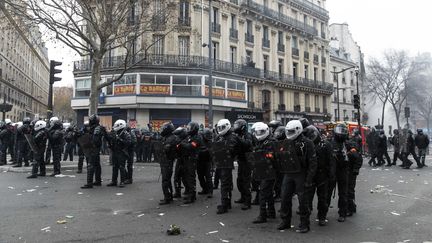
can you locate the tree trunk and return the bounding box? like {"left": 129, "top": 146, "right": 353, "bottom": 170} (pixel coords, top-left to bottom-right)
{"left": 89, "top": 54, "right": 102, "bottom": 116}
{"left": 391, "top": 103, "right": 401, "bottom": 131}
{"left": 381, "top": 102, "right": 386, "bottom": 128}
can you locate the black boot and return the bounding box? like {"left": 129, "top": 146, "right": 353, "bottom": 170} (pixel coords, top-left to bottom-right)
{"left": 216, "top": 205, "right": 228, "bottom": 214}
{"left": 318, "top": 218, "right": 327, "bottom": 226}
{"left": 296, "top": 225, "right": 310, "bottom": 233}
{"left": 173, "top": 189, "right": 181, "bottom": 198}
{"left": 159, "top": 198, "right": 172, "bottom": 205}
{"left": 267, "top": 208, "right": 276, "bottom": 219}
{"left": 81, "top": 184, "right": 93, "bottom": 189}
{"left": 337, "top": 216, "right": 346, "bottom": 222}
{"left": 107, "top": 182, "right": 117, "bottom": 187}
{"left": 234, "top": 198, "right": 245, "bottom": 204}
{"left": 252, "top": 211, "right": 267, "bottom": 224}
{"left": 277, "top": 219, "right": 291, "bottom": 230}
{"left": 27, "top": 174, "right": 37, "bottom": 179}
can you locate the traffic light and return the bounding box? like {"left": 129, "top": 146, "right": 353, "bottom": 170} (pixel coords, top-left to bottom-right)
{"left": 49, "top": 60, "right": 62, "bottom": 84}
{"left": 405, "top": 107, "right": 410, "bottom": 118}
{"left": 353, "top": 94, "right": 360, "bottom": 109}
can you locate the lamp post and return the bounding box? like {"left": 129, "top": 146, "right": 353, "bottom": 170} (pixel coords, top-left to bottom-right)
{"left": 207, "top": 0, "right": 214, "bottom": 128}
{"left": 355, "top": 67, "right": 361, "bottom": 130}
{"left": 331, "top": 66, "right": 357, "bottom": 122}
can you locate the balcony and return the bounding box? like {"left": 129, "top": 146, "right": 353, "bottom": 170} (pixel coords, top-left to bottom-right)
{"left": 240, "top": 0, "right": 318, "bottom": 37}
{"left": 248, "top": 101, "right": 255, "bottom": 108}
{"left": 211, "top": 22, "right": 221, "bottom": 33}
{"left": 305, "top": 107, "right": 311, "bottom": 112}
{"left": 230, "top": 28, "right": 238, "bottom": 39}
{"left": 73, "top": 54, "right": 334, "bottom": 94}
{"left": 151, "top": 15, "right": 166, "bottom": 30}
{"left": 278, "top": 104, "right": 286, "bottom": 111}
{"left": 315, "top": 107, "right": 320, "bottom": 113}
{"left": 230, "top": 0, "right": 238, "bottom": 4}
{"left": 245, "top": 33, "right": 254, "bottom": 43}
{"left": 289, "top": 0, "right": 329, "bottom": 21}
{"left": 294, "top": 105, "right": 301, "bottom": 112}
{"left": 321, "top": 32, "right": 326, "bottom": 39}
{"left": 292, "top": 47, "right": 299, "bottom": 57}
{"left": 178, "top": 17, "right": 191, "bottom": 27}
{"left": 313, "top": 54, "right": 319, "bottom": 64}
{"left": 277, "top": 43, "right": 285, "bottom": 52}
{"left": 262, "top": 38, "right": 270, "bottom": 48}
{"left": 262, "top": 102, "right": 271, "bottom": 110}
{"left": 304, "top": 51, "right": 309, "bottom": 61}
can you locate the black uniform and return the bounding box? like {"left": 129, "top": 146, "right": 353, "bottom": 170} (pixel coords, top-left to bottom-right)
{"left": 252, "top": 136, "right": 277, "bottom": 223}
{"left": 415, "top": 131, "right": 429, "bottom": 167}
{"left": 48, "top": 121, "right": 64, "bottom": 176}
{"left": 277, "top": 135, "right": 317, "bottom": 231}
{"left": 135, "top": 129, "right": 144, "bottom": 162}
{"left": 142, "top": 130, "right": 153, "bottom": 162}
{"left": 125, "top": 127, "right": 137, "bottom": 183}
{"left": 367, "top": 130, "right": 378, "bottom": 166}
{"left": 214, "top": 130, "right": 240, "bottom": 214}
{"left": 197, "top": 129, "right": 213, "bottom": 197}
{"left": 28, "top": 128, "right": 48, "bottom": 178}
{"left": 0, "top": 124, "right": 13, "bottom": 165}
{"left": 235, "top": 131, "right": 253, "bottom": 209}
{"left": 107, "top": 128, "right": 131, "bottom": 186}
{"left": 377, "top": 132, "right": 391, "bottom": 166}
{"left": 328, "top": 137, "right": 350, "bottom": 220}
{"left": 15, "top": 123, "right": 32, "bottom": 167}
{"left": 159, "top": 124, "right": 179, "bottom": 204}
{"left": 401, "top": 131, "right": 421, "bottom": 169}
{"left": 81, "top": 116, "right": 105, "bottom": 189}
{"left": 306, "top": 138, "right": 335, "bottom": 224}
{"left": 178, "top": 130, "right": 203, "bottom": 203}
{"left": 173, "top": 128, "right": 187, "bottom": 198}
{"left": 346, "top": 139, "right": 363, "bottom": 216}
{"left": 63, "top": 127, "right": 76, "bottom": 161}
{"left": 390, "top": 130, "right": 401, "bottom": 165}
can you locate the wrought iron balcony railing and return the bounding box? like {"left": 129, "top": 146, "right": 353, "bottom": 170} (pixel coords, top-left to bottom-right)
{"left": 313, "top": 54, "right": 319, "bottom": 64}
{"left": 292, "top": 47, "right": 299, "bottom": 56}
{"left": 277, "top": 43, "right": 285, "bottom": 52}
{"left": 262, "top": 38, "right": 270, "bottom": 48}
{"left": 245, "top": 33, "right": 254, "bottom": 43}
{"left": 304, "top": 51, "right": 309, "bottom": 61}
{"left": 230, "top": 28, "right": 238, "bottom": 39}
{"left": 178, "top": 17, "right": 191, "bottom": 27}
{"left": 211, "top": 22, "right": 221, "bottom": 33}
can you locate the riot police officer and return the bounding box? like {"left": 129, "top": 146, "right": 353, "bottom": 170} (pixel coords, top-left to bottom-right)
{"left": 77, "top": 122, "right": 89, "bottom": 173}
{"left": 197, "top": 128, "right": 213, "bottom": 198}
{"left": 272, "top": 126, "right": 286, "bottom": 201}
{"left": 125, "top": 126, "right": 137, "bottom": 184}
{"left": 27, "top": 121, "right": 48, "bottom": 178}
{"left": 277, "top": 120, "right": 317, "bottom": 233}
{"left": 304, "top": 125, "right": 335, "bottom": 226}
{"left": 13, "top": 118, "right": 32, "bottom": 167}
{"left": 63, "top": 126, "right": 76, "bottom": 162}
{"left": 106, "top": 119, "right": 131, "bottom": 188}
{"left": 268, "top": 120, "right": 283, "bottom": 135}
{"left": 250, "top": 122, "right": 277, "bottom": 224}
{"left": 158, "top": 122, "right": 179, "bottom": 205}
{"left": 214, "top": 119, "right": 240, "bottom": 214}
{"left": 48, "top": 117, "right": 64, "bottom": 176}
{"left": 178, "top": 122, "right": 203, "bottom": 204}
{"left": 233, "top": 119, "right": 253, "bottom": 210}
{"left": 0, "top": 120, "right": 12, "bottom": 165}
{"left": 173, "top": 127, "right": 187, "bottom": 198}
{"left": 346, "top": 137, "right": 363, "bottom": 216}
{"left": 328, "top": 123, "right": 350, "bottom": 222}
{"left": 81, "top": 115, "right": 106, "bottom": 189}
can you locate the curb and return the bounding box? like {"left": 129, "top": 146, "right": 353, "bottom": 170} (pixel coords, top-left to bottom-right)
{"left": 1, "top": 164, "right": 78, "bottom": 173}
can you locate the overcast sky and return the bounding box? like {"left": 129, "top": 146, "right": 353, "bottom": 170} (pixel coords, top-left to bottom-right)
{"left": 48, "top": 0, "right": 432, "bottom": 87}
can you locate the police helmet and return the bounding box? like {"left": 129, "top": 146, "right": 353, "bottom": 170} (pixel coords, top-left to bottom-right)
{"left": 160, "top": 122, "right": 175, "bottom": 137}
{"left": 285, "top": 120, "right": 303, "bottom": 141}
{"left": 113, "top": 119, "right": 126, "bottom": 132}
{"left": 252, "top": 122, "right": 269, "bottom": 141}
{"left": 233, "top": 119, "right": 247, "bottom": 134}
{"left": 216, "top": 119, "right": 231, "bottom": 136}
{"left": 273, "top": 126, "right": 286, "bottom": 140}
{"left": 34, "top": 120, "right": 47, "bottom": 131}
{"left": 187, "top": 121, "right": 200, "bottom": 136}
{"left": 88, "top": 114, "right": 100, "bottom": 126}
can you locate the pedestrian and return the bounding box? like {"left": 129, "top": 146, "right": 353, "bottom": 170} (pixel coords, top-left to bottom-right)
{"left": 27, "top": 120, "right": 48, "bottom": 179}
{"left": 250, "top": 122, "right": 276, "bottom": 224}
{"left": 106, "top": 119, "right": 131, "bottom": 188}
{"left": 277, "top": 120, "right": 316, "bottom": 233}
{"left": 415, "top": 129, "right": 429, "bottom": 167}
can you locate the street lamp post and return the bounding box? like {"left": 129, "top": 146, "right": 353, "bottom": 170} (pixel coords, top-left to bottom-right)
{"left": 207, "top": 0, "right": 214, "bottom": 128}
{"left": 331, "top": 66, "right": 357, "bottom": 122}
{"left": 355, "top": 67, "right": 361, "bottom": 130}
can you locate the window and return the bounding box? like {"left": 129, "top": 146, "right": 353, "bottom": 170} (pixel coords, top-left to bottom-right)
{"left": 156, "top": 75, "right": 170, "bottom": 84}
{"left": 246, "top": 20, "right": 253, "bottom": 35}
{"left": 304, "top": 65, "right": 309, "bottom": 79}
{"left": 263, "top": 26, "right": 269, "bottom": 41}
{"left": 304, "top": 14, "right": 307, "bottom": 25}
{"left": 294, "top": 92, "right": 300, "bottom": 106}
{"left": 246, "top": 50, "right": 253, "bottom": 63}
{"left": 315, "top": 95, "right": 319, "bottom": 108}
{"left": 291, "top": 36, "right": 298, "bottom": 48}
{"left": 179, "top": 0, "right": 189, "bottom": 20}
{"left": 212, "top": 42, "right": 219, "bottom": 59}
{"left": 313, "top": 68, "right": 318, "bottom": 81}
{"left": 172, "top": 76, "right": 202, "bottom": 96}
{"left": 322, "top": 70, "right": 326, "bottom": 82}
{"left": 305, "top": 94, "right": 310, "bottom": 108}
{"left": 263, "top": 55, "right": 268, "bottom": 73}
{"left": 212, "top": 7, "right": 219, "bottom": 24}
{"left": 248, "top": 85, "right": 254, "bottom": 102}
{"left": 178, "top": 36, "right": 190, "bottom": 56}
{"left": 153, "top": 35, "right": 164, "bottom": 55}
{"left": 230, "top": 46, "right": 237, "bottom": 64}
{"left": 173, "top": 76, "right": 187, "bottom": 85}
{"left": 293, "top": 63, "right": 298, "bottom": 79}
{"left": 278, "top": 31, "right": 283, "bottom": 45}
{"left": 278, "top": 59, "right": 283, "bottom": 76}
{"left": 227, "top": 81, "right": 245, "bottom": 91}
{"left": 231, "top": 14, "right": 236, "bottom": 29}
{"left": 351, "top": 90, "right": 355, "bottom": 103}
{"left": 140, "top": 74, "right": 155, "bottom": 84}
{"left": 278, "top": 3, "right": 283, "bottom": 14}
{"left": 323, "top": 96, "right": 327, "bottom": 111}
{"left": 76, "top": 79, "right": 90, "bottom": 89}
{"left": 279, "top": 90, "right": 284, "bottom": 105}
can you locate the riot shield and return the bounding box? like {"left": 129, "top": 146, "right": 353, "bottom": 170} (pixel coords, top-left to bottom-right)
{"left": 77, "top": 133, "right": 98, "bottom": 158}
{"left": 24, "top": 134, "right": 41, "bottom": 154}
{"left": 273, "top": 140, "right": 302, "bottom": 174}
{"left": 210, "top": 141, "right": 235, "bottom": 169}
{"left": 152, "top": 140, "right": 167, "bottom": 165}
{"left": 246, "top": 151, "right": 276, "bottom": 180}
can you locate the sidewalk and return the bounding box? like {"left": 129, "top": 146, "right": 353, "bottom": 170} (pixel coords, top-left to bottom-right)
{"left": 0, "top": 161, "right": 78, "bottom": 173}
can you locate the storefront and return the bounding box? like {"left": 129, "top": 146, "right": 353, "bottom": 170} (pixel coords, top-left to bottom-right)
{"left": 225, "top": 110, "right": 264, "bottom": 123}
{"left": 76, "top": 108, "right": 127, "bottom": 130}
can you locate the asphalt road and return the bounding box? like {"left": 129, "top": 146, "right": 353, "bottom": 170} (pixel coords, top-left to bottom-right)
{"left": 1, "top": 155, "right": 432, "bottom": 243}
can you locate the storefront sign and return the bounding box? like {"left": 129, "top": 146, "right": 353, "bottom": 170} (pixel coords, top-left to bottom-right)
{"left": 150, "top": 119, "right": 171, "bottom": 131}
{"left": 114, "top": 85, "right": 136, "bottom": 95}
{"left": 140, "top": 85, "right": 170, "bottom": 95}
{"left": 205, "top": 87, "right": 225, "bottom": 98}
{"left": 225, "top": 111, "right": 263, "bottom": 122}
{"left": 227, "top": 90, "right": 246, "bottom": 100}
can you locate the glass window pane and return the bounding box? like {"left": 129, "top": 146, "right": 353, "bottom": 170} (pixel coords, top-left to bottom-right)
{"left": 215, "top": 79, "right": 225, "bottom": 88}
{"left": 172, "top": 85, "right": 191, "bottom": 95}
{"left": 188, "top": 76, "right": 202, "bottom": 85}
{"left": 140, "top": 74, "right": 155, "bottom": 84}
{"left": 227, "top": 81, "right": 236, "bottom": 89}
{"left": 156, "top": 75, "right": 170, "bottom": 84}
{"left": 173, "top": 76, "right": 187, "bottom": 85}
{"left": 124, "top": 75, "right": 137, "bottom": 84}
{"left": 237, "top": 82, "right": 245, "bottom": 91}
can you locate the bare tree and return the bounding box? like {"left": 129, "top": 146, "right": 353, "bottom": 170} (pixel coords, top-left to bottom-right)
{"left": 53, "top": 86, "right": 75, "bottom": 121}
{"left": 3, "top": 0, "right": 176, "bottom": 115}
{"left": 410, "top": 57, "right": 432, "bottom": 133}
{"left": 366, "top": 50, "right": 429, "bottom": 130}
